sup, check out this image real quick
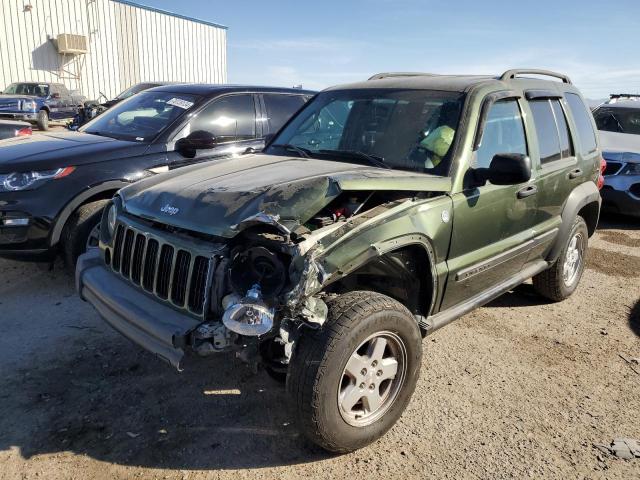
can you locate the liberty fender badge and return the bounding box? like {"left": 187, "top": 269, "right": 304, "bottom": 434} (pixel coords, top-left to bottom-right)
{"left": 441, "top": 209, "right": 450, "bottom": 223}
{"left": 161, "top": 204, "right": 180, "bottom": 215}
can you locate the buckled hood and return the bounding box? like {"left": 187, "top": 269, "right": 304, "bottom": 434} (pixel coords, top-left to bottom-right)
{"left": 119, "top": 154, "right": 452, "bottom": 238}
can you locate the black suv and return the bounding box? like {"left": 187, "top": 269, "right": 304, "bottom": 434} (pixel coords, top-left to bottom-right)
{"left": 0, "top": 84, "right": 314, "bottom": 266}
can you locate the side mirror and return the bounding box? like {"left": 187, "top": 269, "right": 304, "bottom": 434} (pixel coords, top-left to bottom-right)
{"left": 51, "top": 93, "right": 61, "bottom": 99}
{"left": 175, "top": 130, "right": 217, "bottom": 158}
{"left": 476, "top": 153, "right": 531, "bottom": 185}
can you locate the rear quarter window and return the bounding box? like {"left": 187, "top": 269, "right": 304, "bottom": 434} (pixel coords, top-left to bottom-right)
{"left": 263, "top": 94, "right": 306, "bottom": 133}
{"left": 564, "top": 93, "right": 597, "bottom": 155}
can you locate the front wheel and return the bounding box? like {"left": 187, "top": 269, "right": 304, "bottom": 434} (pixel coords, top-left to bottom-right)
{"left": 287, "top": 291, "right": 422, "bottom": 453}
{"left": 533, "top": 216, "right": 588, "bottom": 301}
{"left": 62, "top": 199, "right": 110, "bottom": 270}
{"left": 36, "top": 110, "right": 49, "bottom": 131}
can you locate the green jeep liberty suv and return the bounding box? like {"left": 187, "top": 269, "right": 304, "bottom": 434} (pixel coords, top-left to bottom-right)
{"left": 77, "top": 69, "right": 603, "bottom": 453}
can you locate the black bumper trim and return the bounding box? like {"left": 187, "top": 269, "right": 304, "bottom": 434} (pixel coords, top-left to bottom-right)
{"left": 76, "top": 249, "right": 202, "bottom": 370}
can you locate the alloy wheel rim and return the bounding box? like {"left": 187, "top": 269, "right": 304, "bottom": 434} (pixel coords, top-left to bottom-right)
{"left": 563, "top": 232, "right": 583, "bottom": 286}
{"left": 337, "top": 331, "right": 407, "bottom": 427}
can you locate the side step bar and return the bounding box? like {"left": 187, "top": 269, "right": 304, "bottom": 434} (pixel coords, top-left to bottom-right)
{"left": 421, "top": 259, "right": 549, "bottom": 334}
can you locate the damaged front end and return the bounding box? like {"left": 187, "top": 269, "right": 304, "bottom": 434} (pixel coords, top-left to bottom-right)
{"left": 186, "top": 186, "right": 439, "bottom": 372}
{"left": 78, "top": 158, "right": 451, "bottom": 372}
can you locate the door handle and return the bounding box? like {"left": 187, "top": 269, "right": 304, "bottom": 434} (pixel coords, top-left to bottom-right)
{"left": 568, "top": 168, "right": 583, "bottom": 179}
{"left": 517, "top": 184, "right": 538, "bottom": 199}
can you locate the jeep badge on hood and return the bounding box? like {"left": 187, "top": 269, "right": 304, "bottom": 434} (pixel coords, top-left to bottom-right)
{"left": 160, "top": 204, "right": 179, "bottom": 215}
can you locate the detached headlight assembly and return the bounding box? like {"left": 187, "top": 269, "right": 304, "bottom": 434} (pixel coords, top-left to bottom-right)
{"left": 0, "top": 167, "right": 75, "bottom": 192}
{"left": 622, "top": 163, "right": 640, "bottom": 175}
{"left": 222, "top": 284, "right": 274, "bottom": 337}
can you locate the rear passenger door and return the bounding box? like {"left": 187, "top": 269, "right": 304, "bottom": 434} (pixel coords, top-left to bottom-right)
{"left": 523, "top": 92, "right": 579, "bottom": 259}
{"left": 260, "top": 93, "right": 306, "bottom": 135}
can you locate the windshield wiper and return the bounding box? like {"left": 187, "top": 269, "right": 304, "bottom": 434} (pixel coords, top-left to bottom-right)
{"left": 318, "top": 149, "right": 390, "bottom": 169}
{"left": 271, "top": 143, "right": 312, "bottom": 158}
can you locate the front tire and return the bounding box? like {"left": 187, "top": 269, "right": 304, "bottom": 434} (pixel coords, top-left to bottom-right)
{"left": 533, "top": 216, "right": 588, "bottom": 301}
{"left": 287, "top": 291, "right": 422, "bottom": 453}
{"left": 62, "top": 200, "right": 109, "bottom": 269}
{"left": 36, "top": 110, "right": 49, "bottom": 131}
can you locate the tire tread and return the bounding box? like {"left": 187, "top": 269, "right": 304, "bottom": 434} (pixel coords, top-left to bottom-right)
{"left": 62, "top": 199, "right": 109, "bottom": 269}
{"left": 533, "top": 215, "right": 588, "bottom": 302}
{"left": 287, "top": 291, "right": 419, "bottom": 453}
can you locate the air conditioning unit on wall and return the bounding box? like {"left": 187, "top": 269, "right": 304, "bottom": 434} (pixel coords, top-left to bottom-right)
{"left": 56, "top": 34, "right": 88, "bottom": 54}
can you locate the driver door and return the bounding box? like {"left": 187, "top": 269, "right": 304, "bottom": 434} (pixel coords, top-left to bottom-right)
{"left": 57, "top": 84, "right": 74, "bottom": 118}
{"left": 47, "top": 85, "right": 64, "bottom": 120}
{"left": 168, "top": 94, "right": 262, "bottom": 168}
{"left": 441, "top": 97, "right": 539, "bottom": 310}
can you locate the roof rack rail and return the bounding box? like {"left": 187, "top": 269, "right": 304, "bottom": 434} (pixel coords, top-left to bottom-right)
{"left": 500, "top": 69, "right": 572, "bottom": 84}
{"left": 609, "top": 93, "right": 640, "bottom": 99}
{"left": 368, "top": 72, "right": 438, "bottom": 81}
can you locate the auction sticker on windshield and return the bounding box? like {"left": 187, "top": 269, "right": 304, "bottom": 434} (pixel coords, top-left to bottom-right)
{"left": 167, "top": 97, "right": 194, "bottom": 109}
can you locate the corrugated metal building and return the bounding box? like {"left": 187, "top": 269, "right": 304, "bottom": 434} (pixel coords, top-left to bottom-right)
{"left": 0, "top": 0, "right": 227, "bottom": 100}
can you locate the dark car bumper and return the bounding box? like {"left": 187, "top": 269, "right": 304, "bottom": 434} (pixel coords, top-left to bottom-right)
{"left": 0, "top": 211, "right": 54, "bottom": 256}
{"left": 0, "top": 112, "right": 38, "bottom": 122}
{"left": 601, "top": 176, "right": 640, "bottom": 218}
{"left": 0, "top": 185, "right": 75, "bottom": 257}
{"left": 76, "top": 249, "right": 202, "bottom": 370}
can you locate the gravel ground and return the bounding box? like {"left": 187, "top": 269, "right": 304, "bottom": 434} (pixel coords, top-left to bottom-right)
{"left": 0, "top": 217, "right": 638, "bottom": 480}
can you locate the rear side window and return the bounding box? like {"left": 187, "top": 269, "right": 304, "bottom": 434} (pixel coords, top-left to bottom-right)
{"left": 529, "top": 99, "right": 572, "bottom": 164}
{"left": 564, "top": 93, "right": 597, "bottom": 155}
{"left": 263, "top": 94, "right": 305, "bottom": 133}
{"left": 475, "top": 99, "right": 527, "bottom": 169}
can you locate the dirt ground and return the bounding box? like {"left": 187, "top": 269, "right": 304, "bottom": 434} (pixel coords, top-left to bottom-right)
{"left": 0, "top": 216, "right": 638, "bottom": 480}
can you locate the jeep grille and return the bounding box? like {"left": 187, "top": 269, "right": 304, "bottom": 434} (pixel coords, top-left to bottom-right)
{"left": 107, "top": 219, "right": 217, "bottom": 317}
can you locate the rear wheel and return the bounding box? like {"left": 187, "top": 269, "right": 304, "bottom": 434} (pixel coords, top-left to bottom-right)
{"left": 287, "top": 291, "right": 422, "bottom": 453}
{"left": 62, "top": 200, "right": 109, "bottom": 270}
{"left": 36, "top": 110, "right": 49, "bottom": 131}
{"left": 533, "top": 216, "right": 588, "bottom": 301}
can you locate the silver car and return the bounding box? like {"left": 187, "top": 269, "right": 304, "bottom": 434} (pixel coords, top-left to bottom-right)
{"left": 593, "top": 95, "right": 640, "bottom": 217}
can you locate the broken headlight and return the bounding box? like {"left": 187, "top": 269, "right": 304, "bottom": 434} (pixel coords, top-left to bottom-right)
{"left": 228, "top": 245, "right": 287, "bottom": 298}
{"left": 222, "top": 284, "right": 274, "bottom": 336}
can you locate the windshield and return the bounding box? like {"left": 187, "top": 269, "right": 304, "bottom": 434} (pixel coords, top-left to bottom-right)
{"left": 80, "top": 91, "right": 199, "bottom": 142}
{"left": 115, "top": 83, "right": 159, "bottom": 100}
{"left": 594, "top": 106, "right": 640, "bottom": 135}
{"left": 265, "top": 88, "right": 465, "bottom": 174}
{"left": 3, "top": 83, "right": 49, "bottom": 97}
